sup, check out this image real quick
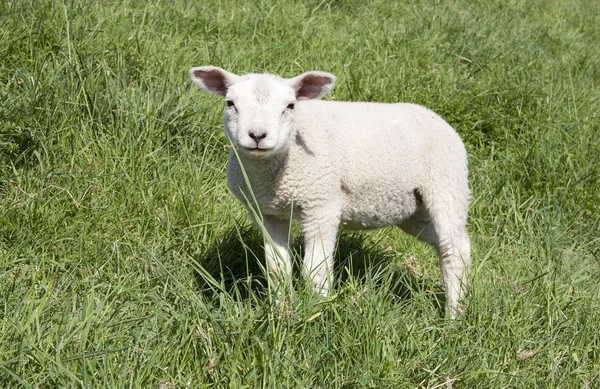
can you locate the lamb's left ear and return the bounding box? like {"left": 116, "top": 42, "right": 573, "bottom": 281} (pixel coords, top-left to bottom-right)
{"left": 189, "top": 66, "right": 240, "bottom": 96}
{"left": 287, "top": 71, "right": 336, "bottom": 100}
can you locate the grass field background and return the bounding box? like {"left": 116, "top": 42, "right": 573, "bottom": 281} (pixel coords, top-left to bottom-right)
{"left": 1, "top": 0, "right": 599, "bottom": 387}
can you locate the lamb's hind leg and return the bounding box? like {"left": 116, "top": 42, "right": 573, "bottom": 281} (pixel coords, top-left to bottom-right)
{"left": 435, "top": 221, "right": 471, "bottom": 319}
{"left": 428, "top": 191, "right": 471, "bottom": 319}
{"left": 401, "top": 203, "right": 471, "bottom": 319}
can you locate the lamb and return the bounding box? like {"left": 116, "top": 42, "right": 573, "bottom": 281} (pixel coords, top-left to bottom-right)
{"left": 190, "top": 66, "right": 472, "bottom": 318}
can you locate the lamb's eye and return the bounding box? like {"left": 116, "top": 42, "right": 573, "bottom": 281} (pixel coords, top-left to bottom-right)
{"left": 226, "top": 100, "right": 235, "bottom": 108}
{"left": 287, "top": 103, "right": 295, "bottom": 110}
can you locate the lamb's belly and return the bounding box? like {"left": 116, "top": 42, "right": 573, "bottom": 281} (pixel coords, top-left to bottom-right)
{"left": 341, "top": 190, "right": 418, "bottom": 230}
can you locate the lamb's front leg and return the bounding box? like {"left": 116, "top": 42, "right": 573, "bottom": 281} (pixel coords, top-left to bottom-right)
{"left": 262, "top": 216, "right": 294, "bottom": 289}
{"left": 302, "top": 210, "right": 340, "bottom": 296}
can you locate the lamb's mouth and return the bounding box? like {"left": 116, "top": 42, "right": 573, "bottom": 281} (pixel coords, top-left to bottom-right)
{"left": 243, "top": 146, "right": 271, "bottom": 154}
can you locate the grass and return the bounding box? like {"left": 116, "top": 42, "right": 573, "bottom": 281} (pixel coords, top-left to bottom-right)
{"left": 1, "top": 0, "right": 599, "bottom": 387}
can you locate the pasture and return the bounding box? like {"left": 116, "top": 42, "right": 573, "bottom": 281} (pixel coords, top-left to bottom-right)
{"left": 1, "top": 0, "right": 599, "bottom": 387}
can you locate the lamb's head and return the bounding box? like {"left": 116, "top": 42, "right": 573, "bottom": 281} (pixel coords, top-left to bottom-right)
{"left": 190, "top": 66, "right": 336, "bottom": 158}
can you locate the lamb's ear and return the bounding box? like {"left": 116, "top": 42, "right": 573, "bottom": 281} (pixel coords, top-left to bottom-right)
{"left": 189, "top": 66, "right": 240, "bottom": 96}
{"left": 287, "top": 71, "right": 336, "bottom": 100}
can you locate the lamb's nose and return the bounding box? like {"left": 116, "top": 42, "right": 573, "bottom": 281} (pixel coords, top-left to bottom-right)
{"left": 249, "top": 131, "right": 267, "bottom": 143}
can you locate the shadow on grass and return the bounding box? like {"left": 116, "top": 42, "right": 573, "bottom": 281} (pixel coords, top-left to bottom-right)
{"left": 335, "top": 233, "right": 444, "bottom": 310}
{"left": 193, "top": 223, "right": 267, "bottom": 300}
{"left": 194, "top": 224, "right": 444, "bottom": 312}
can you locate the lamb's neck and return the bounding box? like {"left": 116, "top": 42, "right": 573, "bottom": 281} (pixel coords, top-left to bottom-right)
{"left": 237, "top": 151, "right": 288, "bottom": 178}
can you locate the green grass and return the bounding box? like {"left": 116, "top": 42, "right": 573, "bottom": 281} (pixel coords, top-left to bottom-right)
{"left": 1, "top": 0, "right": 599, "bottom": 387}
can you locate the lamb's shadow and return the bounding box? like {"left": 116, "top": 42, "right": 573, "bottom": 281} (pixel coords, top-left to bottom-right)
{"left": 194, "top": 224, "right": 267, "bottom": 299}
{"left": 195, "top": 224, "right": 444, "bottom": 311}
{"left": 334, "top": 233, "right": 445, "bottom": 312}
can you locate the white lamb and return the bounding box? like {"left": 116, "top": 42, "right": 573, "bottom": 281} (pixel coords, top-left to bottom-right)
{"left": 190, "top": 66, "right": 472, "bottom": 318}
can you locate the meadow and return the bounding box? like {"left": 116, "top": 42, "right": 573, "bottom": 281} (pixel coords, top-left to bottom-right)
{"left": 1, "top": 0, "right": 599, "bottom": 387}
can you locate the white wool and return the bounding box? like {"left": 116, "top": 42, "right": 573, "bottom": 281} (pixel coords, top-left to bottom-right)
{"left": 190, "top": 66, "right": 471, "bottom": 319}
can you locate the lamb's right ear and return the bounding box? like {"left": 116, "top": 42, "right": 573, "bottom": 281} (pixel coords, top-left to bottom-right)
{"left": 287, "top": 71, "right": 336, "bottom": 100}
{"left": 189, "top": 66, "right": 240, "bottom": 96}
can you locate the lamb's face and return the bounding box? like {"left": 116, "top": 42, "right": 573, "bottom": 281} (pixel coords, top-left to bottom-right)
{"left": 224, "top": 75, "right": 297, "bottom": 158}
{"left": 190, "top": 66, "right": 336, "bottom": 159}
